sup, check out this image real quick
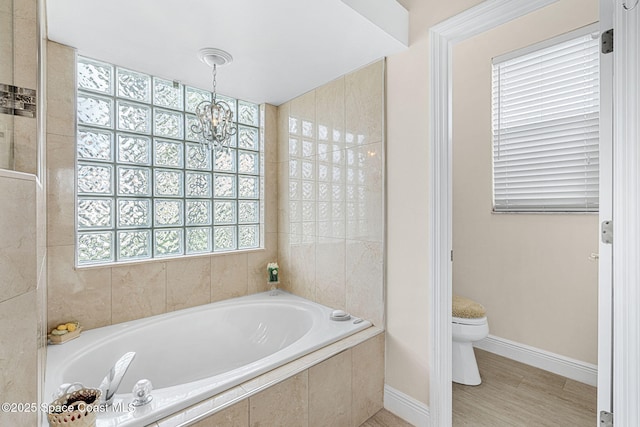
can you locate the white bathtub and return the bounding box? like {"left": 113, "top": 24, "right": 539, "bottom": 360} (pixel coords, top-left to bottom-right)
{"left": 44, "top": 291, "right": 371, "bottom": 426}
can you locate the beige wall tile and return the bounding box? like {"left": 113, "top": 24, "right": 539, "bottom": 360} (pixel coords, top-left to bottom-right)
{"left": 346, "top": 240, "right": 384, "bottom": 326}
{"left": 247, "top": 232, "right": 277, "bottom": 295}
{"left": 0, "top": 174, "right": 36, "bottom": 303}
{"left": 0, "top": 115, "right": 14, "bottom": 170}
{"left": 290, "top": 90, "right": 316, "bottom": 127}
{"left": 277, "top": 158, "right": 290, "bottom": 232}
{"left": 46, "top": 133, "right": 75, "bottom": 246}
{"left": 111, "top": 262, "right": 166, "bottom": 323}
{"left": 13, "top": 115, "right": 37, "bottom": 174}
{"left": 316, "top": 76, "right": 345, "bottom": 149}
{"left": 285, "top": 242, "right": 316, "bottom": 301}
{"left": 36, "top": 182, "right": 46, "bottom": 281}
{"left": 264, "top": 104, "right": 279, "bottom": 236}
{"left": 166, "top": 257, "right": 211, "bottom": 311}
{"left": 277, "top": 60, "right": 384, "bottom": 328}
{"left": 37, "top": 268, "right": 47, "bottom": 407}
{"left": 13, "top": 16, "right": 37, "bottom": 90}
{"left": 346, "top": 142, "right": 383, "bottom": 242}
{"left": 47, "top": 245, "right": 111, "bottom": 330}
{"left": 265, "top": 177, "right": 278, "bottom": 235}
{"left": 352, "top": 334, "right": 384, "bottom": 426}
{"left": 276, "top": 102, "right": 290, "bottom": 163}
{"left": 345, "top": 61, "right": 384, "bottom": 145}
{"left": 211, "top": 253, "right": 248, "bottom": 302}
{"left": 263, "top": 104, "right": 278, "bottom": 163}
{"left": 0, "top": 10, "right": 12, "bottom": 90}
{"left": 309, "top": 349, "right": 352, "bottom": 427}
{"left": 264, "top": 158, "right": 278, "bottom": 235}
{"left": 191, "top": 400, "right": 249, "bottom": 427}
{"left": 0, "top": 0, "right": 9, "bottom": 15}
{"left": 249, "top": 372, "right": 308, "bottom": 427}
{"left": 0, "top": 291, "right": 37, "bottom": 427}
{"left": 13, "top": 0, "right": 36, "bottom": 20}
{"left": 315, "top": 237, "right": 346, "bottom": 310}
{"left": 46, "top": 41, "right": 76, "bottom": 138}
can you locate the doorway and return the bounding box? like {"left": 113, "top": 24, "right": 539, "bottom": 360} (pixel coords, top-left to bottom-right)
{"left": 426, "top": 0, "right": 616, "bottom": 425}
{"left": 450, "top": 10, "right": 601, "bottom": 424}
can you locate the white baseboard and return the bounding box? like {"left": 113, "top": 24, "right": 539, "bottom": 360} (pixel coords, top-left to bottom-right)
{"left": 473, "top": 335, "right": 598, "bottom": 387}
{"left": 383, "top": 384, "right": 430, "bottom": 427}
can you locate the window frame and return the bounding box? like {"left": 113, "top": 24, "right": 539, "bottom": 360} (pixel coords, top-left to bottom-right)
{"left": 491, "top": 24, "right": 600, "bottom": 214}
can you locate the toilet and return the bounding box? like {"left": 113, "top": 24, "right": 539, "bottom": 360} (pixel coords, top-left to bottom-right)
{"left": 452, "top": 294, "right": 489, "bottom": 386}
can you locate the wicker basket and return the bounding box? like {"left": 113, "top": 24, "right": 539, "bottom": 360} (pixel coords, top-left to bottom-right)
{"left": 47, "top": 388, "right": 101, "bottom": 427}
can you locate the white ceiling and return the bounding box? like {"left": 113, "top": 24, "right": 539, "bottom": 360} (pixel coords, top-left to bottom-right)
{"left": 46, "top": 0, "right": 408, "bottom": 106}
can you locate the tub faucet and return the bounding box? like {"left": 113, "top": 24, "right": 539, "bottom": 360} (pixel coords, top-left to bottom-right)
{"left": 99, "top": 352, "right": 136, "bottom": 406}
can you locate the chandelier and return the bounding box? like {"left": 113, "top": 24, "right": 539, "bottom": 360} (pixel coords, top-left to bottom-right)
{"left": 191, "top": 48, "right": 237, "bottom": 151}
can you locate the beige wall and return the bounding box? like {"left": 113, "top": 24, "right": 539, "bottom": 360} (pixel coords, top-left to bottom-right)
{"left": 0, "top": 0, "right": 44, "bottom": 426}
{"left": 46, "top": 41, "right": 279, "bottom": 331}
{"left": 452, "top": 0, "right": 599, "bottom": 364}
{"left": 276, "top": 61, "right": 385, "bottom": 327}
{"left": 386, "top": 0, "right": 599, "bottom": 406}
{"left": 385, "top": 0, "right": 485, "bottom": 404}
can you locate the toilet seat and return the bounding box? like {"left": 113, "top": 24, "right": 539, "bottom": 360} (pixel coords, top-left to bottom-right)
{"left": 452, "top": 315, "right": 487, "bottom": 326}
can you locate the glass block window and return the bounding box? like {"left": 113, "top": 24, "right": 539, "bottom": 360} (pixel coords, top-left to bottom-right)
{"left": 76, "top": 56, "right": 262, "bottom": 265}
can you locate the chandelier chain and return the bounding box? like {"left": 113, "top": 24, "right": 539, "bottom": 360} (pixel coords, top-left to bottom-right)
{"left": 211, "top": 64, "right": 218, "bottom": 101}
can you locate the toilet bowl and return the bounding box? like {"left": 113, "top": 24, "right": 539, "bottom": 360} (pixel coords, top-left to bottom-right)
{"left": 452, "top": 295, "right": 489, "bottom": 386}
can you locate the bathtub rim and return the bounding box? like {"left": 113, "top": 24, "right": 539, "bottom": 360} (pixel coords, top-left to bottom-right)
{"left": 44, "top": 290, "right": 375, "bottom": 426}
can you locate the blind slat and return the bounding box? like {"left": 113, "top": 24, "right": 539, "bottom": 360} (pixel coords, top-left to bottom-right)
{"left": 492, "top": 31, "right": 599, "bottom": 213}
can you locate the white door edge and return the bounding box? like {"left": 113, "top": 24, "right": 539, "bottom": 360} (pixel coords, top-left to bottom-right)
{"left": 612, "top": 1, "right": 640, "bottom": 425}
{"left": 598, "top": 0, "right": 614, "bottom": 417}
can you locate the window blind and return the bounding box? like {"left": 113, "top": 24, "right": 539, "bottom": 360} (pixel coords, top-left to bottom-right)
{"left": 492, "top": 30, "right": 600, "bottom": 213}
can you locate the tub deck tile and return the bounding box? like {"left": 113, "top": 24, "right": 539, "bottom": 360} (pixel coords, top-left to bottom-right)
{"left": 153, "top": 326, "right": 383, "bottom": 427}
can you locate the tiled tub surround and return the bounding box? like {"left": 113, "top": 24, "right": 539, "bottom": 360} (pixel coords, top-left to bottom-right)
{"left": 45, "top": 291, "right": 380, "bottom": 427}
{"left": 0, "top": 0, "right": 45, "bottom": 426}
{"left": 0, "top": 170, "right": 42, "bottom": 427}
{"left": 277, "top": 60, "right": 385, "bottom": 327}
{"left": 153, "top": 329, "right": 384, "bottom": 427}
{"left": 46, "top": 41, "right": 279, "bottom": 332}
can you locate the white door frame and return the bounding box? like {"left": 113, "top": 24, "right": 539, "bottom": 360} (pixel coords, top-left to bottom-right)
{"left": 427, "top": 0, "right": 640, "bottom": 425}
{"left": 612, "top": 1, "right": 640, "bottom": 425}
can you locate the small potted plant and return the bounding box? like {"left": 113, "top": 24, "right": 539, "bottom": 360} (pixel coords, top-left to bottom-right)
{"left": 267, "top": 262, "right": 279, "bottom": 294}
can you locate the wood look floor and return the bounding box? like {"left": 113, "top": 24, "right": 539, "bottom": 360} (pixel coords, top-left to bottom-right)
{"left": 361, "top": 409, "right": 413, "bottom": 427}
{"left": 453, "top": 349, "right": 597, "bottom": 426}
{"left": 361, "top": 349, "right": 597, "bottom": 427}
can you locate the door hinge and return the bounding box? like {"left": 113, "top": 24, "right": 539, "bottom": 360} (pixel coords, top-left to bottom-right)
{"left": 602, "top": 220, "right": 613, "bottom": 244}
{"left": 451, "top": 250, "right": 454, "bottom": 262}
{"left": 602, "top": 29, "right": 614, "bottom": 54}
{"left": 600, "top": 410, "right": 613, "bottom": 427}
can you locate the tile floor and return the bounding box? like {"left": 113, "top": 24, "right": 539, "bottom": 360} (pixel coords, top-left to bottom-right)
{"left": 361, "top": 348, "right": 597, "bottom": 427}
{"left": 453, "top": 349, "right": 597, "bottom": 426}
{"left": 361, "top": 409, "right": 413, "bottom": 427}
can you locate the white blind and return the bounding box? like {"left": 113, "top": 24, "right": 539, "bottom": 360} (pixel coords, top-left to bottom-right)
{"left": 492, "top": 31, "right": 600, "bottom": 213}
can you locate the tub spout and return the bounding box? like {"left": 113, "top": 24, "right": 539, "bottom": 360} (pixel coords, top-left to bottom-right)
{"left": 99, "top": 352, "right": 136, "bottom": 406}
